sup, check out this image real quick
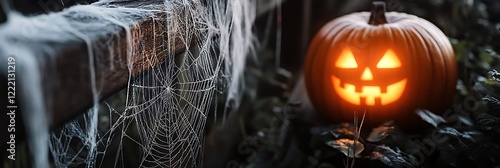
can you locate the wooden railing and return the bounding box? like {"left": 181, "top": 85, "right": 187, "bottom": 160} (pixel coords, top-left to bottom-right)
{"left": 0, "top": 0, "right": 288, "bottom": 142}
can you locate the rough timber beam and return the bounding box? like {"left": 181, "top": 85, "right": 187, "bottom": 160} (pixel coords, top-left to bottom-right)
{"left": 50, "top": 1, "right": 184, "bottom": 129}
{"left": 0, "top": 0, "right": 185, "bottom": 131}
{"left": 0, "top": 0, "right": 287, "bottom": 147}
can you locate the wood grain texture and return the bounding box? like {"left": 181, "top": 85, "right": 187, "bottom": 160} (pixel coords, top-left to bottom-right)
{"left": 52, "top": 1, "right": 188, "bottom": 129}
{"left": 0, "top": 0, "right": 188, "bottom": 130}
{"left": 0, "top": 0, "right": 287, "bottom": 148}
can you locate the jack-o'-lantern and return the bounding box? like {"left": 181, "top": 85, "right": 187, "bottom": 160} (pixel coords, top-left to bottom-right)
{"left": 304, "top": 2, "right": 457, "bottom": 129}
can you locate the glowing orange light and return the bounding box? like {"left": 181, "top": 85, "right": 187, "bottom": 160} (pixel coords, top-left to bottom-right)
{"left": 332, "top": 48, "right": 406, "bottom": 106}
{"left": 335, "top": 47, "right": 357, "bottom": 68}
{"left": 332, "top": 77, "right": 406, "bottom": 105}
{"left": 361, "top": 68, "right": 373, "bottom": 80}
{"left": 377, "top": 49, "right": 401, "bottom": 68}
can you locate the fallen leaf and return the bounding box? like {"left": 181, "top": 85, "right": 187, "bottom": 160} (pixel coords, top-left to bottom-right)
{"left": 368, "top": 145, "right": 416, "bottom": 168}
{"left": 329, "top": 123, "right": 356, "bottom": 139}
{"left": 415, "top": 109, "right": 445, "bottom": 127}
{"left": 367, "top": 124, "right": 394, "bottom": 142}
{"left": 326, "top": 138, "right": 364, "bottom": 158}
{"left": 482, "top": 95, "right": 500, "bottom": 116}
{"left": 475, "top": 113, "right": 500, "bottom": 133}
{"left": 438, "top": 127, "right": 483, "bottom": 146}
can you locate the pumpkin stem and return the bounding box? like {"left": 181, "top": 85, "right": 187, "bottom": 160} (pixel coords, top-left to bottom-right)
{"left": 368, "top": 1, "right": 388, "bottom": 25}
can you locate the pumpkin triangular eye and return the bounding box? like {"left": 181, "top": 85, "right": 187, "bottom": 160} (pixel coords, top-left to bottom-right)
{"left": 376, "top": 49, "right": 401, "bottom": 68}
{"left": 335, "top": 47, "right": 357, "bottom": 68}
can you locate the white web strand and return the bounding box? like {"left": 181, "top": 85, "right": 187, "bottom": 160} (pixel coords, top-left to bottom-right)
{"left": 1, "top": 0, "right": 256, "bottom": 167}
{"left": 0, "top": 11, "right": 69, "bottom": 168}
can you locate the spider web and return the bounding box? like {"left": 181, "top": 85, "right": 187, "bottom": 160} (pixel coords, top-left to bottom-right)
{"left": 0, "top": 0, "right": 256, "bottom": 167}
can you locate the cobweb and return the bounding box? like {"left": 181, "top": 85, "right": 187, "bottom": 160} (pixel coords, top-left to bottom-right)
{"left": 0, "top": 0, "right": 256, "bottom": 167}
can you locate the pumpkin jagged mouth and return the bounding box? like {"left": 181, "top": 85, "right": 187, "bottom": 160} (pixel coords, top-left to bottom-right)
{"left": 331, "top": 76, "right": 407, "bottom": 106}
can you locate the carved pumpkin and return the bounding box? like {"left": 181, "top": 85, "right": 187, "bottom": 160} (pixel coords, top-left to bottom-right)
{"left": 304, "top": 2, "right": 457, "bottom": 128}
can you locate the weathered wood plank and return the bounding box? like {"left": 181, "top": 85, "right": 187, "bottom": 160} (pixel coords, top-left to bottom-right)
{"left": 0, "top": 0, "right": 288, "bottom": 151}
{"left": 53, "top": 1, "right": 189, "bottom": 128}
{"left": 0, "top": 0, "right": 187, "bottom": 131}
